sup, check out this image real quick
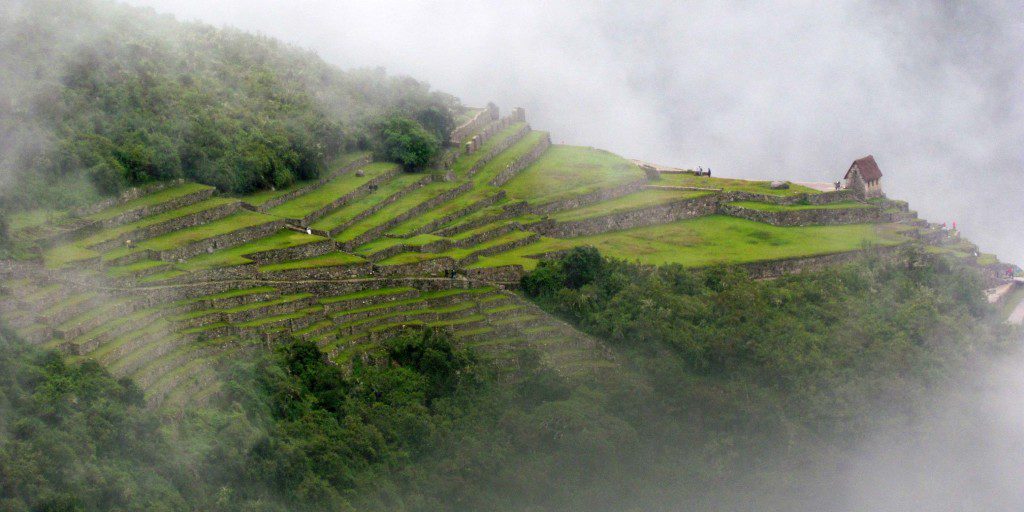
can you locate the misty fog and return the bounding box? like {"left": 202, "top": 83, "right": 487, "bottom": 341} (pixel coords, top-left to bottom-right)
{"left": 120, "top": 0, "right": 1024, "bottom": 265}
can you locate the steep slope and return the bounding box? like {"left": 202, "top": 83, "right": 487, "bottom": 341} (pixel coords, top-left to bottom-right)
{"left": 2, "top": 102, "right": 1014, "bottom": 412}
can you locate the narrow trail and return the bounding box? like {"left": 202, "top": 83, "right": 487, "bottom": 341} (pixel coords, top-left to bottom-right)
{"left": 1009, "top": 300, "right": 1024, "bottom": 325}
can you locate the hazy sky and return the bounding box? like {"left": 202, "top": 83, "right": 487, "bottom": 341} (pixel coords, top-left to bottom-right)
{"left": 122, "top": 0, "right": 1024, "bottom": 264}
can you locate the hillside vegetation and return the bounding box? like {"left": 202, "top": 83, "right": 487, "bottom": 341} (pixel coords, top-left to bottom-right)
{"left": 0, "top": 0, "right": 455, "bottom": 211}
{"left": 0, "top": 2, "right": 1020, "bottom": 511}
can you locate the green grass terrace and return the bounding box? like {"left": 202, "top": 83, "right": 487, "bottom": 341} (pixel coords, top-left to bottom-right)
{"left": 240, "top": 151, "right": 370, "bottom": 207}
{"left": 656, "top": 173, "right": 822, "bottom": 196}
{"left": 471, "top": 216, "right": 910, "bottom": 270}
{"left": 502, "top": 145, "right": 646, "bottom": 206}
{"left": 265, "top": 162, "right": 397, "bottom": 220}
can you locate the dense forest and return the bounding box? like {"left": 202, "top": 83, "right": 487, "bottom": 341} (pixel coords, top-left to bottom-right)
{"left": 0, "top": 0, "right": 455, "bottom": 212}
{"left": 0, "top": 248, "right": 1016, "bottom": 511}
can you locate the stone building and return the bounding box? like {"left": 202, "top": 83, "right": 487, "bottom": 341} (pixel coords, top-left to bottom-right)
{"left": 844, "top": 155, "right": 884, "bottom": 199}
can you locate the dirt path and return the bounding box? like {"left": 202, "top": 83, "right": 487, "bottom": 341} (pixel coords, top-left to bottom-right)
{"left": 1009, "top": 300, "right": 1024, "bottom": 325}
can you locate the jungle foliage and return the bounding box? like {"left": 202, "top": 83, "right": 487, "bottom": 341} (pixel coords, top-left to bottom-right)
{"left": 0, "top": 0, "right": 456, "bottom": 211}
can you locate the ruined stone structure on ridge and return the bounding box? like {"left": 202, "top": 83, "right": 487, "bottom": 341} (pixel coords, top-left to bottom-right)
{"left": 844, "top": 154, "right": 884, "bottom": 199}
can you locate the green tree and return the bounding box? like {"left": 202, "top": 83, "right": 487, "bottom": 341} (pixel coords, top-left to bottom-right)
{"left": 375, "top": 115, "right": 440, "bottom": 170}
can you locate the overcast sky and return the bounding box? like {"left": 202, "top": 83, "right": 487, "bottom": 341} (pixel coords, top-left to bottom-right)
{"left": 123, "top": 0, "right": 1024, "bottom": 264}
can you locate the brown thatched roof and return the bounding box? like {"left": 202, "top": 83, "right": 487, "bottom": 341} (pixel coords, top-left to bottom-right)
{"left": 845, "top": 155, "right": 882, "bottom": 181}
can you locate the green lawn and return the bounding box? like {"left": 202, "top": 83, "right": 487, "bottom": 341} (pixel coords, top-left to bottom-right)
{"left": 266, "top": 162, "right": 398, "bottom": 219}
{"left": 310, "top": 173, "right": 423, "bottom": 232}
{"left": 242, "top": 151, "right": 371, "bottom": 207}
{"left": 727, "top": 200, "right": 874, "bottom": 212}
{"left": 451, "top": 123, "right": 528, "bottom": 178}
{"left": 471, "top": 216, "right": 908, "bottom": 270}
{"left": 501, "top": 145, "right": 645, "bottom": 205}
{"left": 552, "top": 189, "right": 710, "bottom": 222}
{"left": 178, "top": 229, "right": 327, "bottom": 270}
{"left": 656, "top": 173, "right": 821, "bottom": 196}
{"left": 86, "top": 183, "right": 213, "bottom": 222}
{"left": 472, "top": 131, "right": 549, "bottom": 186}
{"left": 259, "top": 251, "right": 365, "bottom": 272}
{"left": 7, "top": 209, "right": 68, "bottom": 231}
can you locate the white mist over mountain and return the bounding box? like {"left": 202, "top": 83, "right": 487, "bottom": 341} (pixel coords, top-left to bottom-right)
{"left": 119, "top": 0, "right": 1023, "bottom": 264}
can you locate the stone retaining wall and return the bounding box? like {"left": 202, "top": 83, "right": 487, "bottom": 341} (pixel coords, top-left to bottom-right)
{"left": 258, "top": 262, "right": 375, "bottom": 282}
{"left": 450, "top": 107, "right": 499, "bottom": 145}
{"left": 73, "top": 179, "right": 189, "bottom": 217}
{"left": 325, "top": 174, "right": 434, "bottom": 237}
{"left": 297, "top": 167, "right": 400, "bottom": 226}
{"left": 465, "top": 265, "right": 525, "bottom": 284}
{"left": 489, "top": 133, "right": 552, "bottom": 187}
{"left": 466, "top": 124, "right": 532, "bottom": 178}
{"left": 339, "top": 181, "right": 474, "bottom": 251}
{"left": 375, "top": 257, "right": 457, "bottom": 277}
{"left": 719, "top": 203, "right": 892, "bottom": 227}
{"left": 99, "top": 187, "right": 215, "bottom": 229}
{"left": 530, "top": 179, "right": 649, "bottom": 216}
{"left": 537, "top": 194, "right": 721, "bottom": 238}
{"left": 243, "top": 239, "right": 340, "bottom": 265}
{"left": 89, "top": 201, "right": 242, "bottom": 253}
{"left": 158, "top": 220, "right": 289, "bottom": 262}
{"left": 255, "top": 154, "right": 372, "bottom": 212}
{"left": 406, "top": 190, "right": 507, "bottom": 237}
{"left": 463, "top": 114, "right": 518, "bottom": 154}
{"left": 433, "top": 200, "right": 530, "bottom": 238}
{"left": 737, "top": 244, "right": 906, "bottom": 279}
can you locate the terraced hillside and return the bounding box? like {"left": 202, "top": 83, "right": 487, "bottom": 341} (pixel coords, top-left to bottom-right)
{"left": 0, "top": 106, "right": 1006, "bottom": 411}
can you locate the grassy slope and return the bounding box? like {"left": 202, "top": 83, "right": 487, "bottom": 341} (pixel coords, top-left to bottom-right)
{"left": 85, "top": 183, "right": 213, "bottom": 222}
{"left": 472, "top": 216, "right": 908, "bottom": 270}
{"left": 501, "top": 145, "right": 646, "bottom": 205}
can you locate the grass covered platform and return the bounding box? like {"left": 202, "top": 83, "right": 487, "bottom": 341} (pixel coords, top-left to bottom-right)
{"left": 551, "top": 189, "right": 711, "bottom": 222}
{"left": 501, "top": 145, "right": 645, "bottom": 205}
{"left": 727, "top": 200, "right": 874, "bottom": 212}
{"left": 471, "top": 216, "right": 908, "bottom": 270}
{"left": 657, "top": 173, "right": 821, "bottom": 196}
{"left": 266, "top": 162, "right": 397, "bottom": 220}
{"left": 179, "top": 230, "right": 328, "bottom": 270}
{"left": 241, "top": 151, "right": 371, "bottom": 207}
{"left": 86, "top": 183, "right": 213, "bottom": 222}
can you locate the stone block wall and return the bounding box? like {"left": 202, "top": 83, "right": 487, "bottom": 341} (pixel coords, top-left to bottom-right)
{"left": 465, "top": 265, "right": 526, "bottom": 284}
{"left": 737, "top": 243, "right": 906, "bottom": 279}
{"left": 339, "top": 181, "right": 474, "bottom": 251}
{"left": 450, "top": 109, "right": 494, "bottom": 145}
{"left": 99, "top": 187, "right": 215, "bottom": 229}
{"left": 530, "top": 179, "right": 649, "bottom": 216}
{"left": 719, "top": 203, "right": 893, "bottom": 227}
{"left": 374, "top": 257, "right": 457, "bottom": 277}
{"left": 157, "top": 220, "right": 289, "bottom": 263}
{"left": 255, "top": 154, "right": 372, "bottom": 212}
{"left": 72, "top": 179, "right": 188, "bottom": 218}
{"left": 537, "top": 194, "right": 722, "bottom": 238}
{"left": 258, "top": 261, "right": 375, "bottom": 282}
{"left": 89, "top": 201, "right": 242, "bottom": 253}
{"left": 488, "top": 133, "right": 552, "bottom": 187}
{"left": 325, "top": 174, "right": 434, "bottom": 238}
{"left": 242, "top": 239, "right": 341, "bottom": 265}
{"left": 466, "top": 124, "right": 532, "bottom": 178}
{"left": 405, "top": 190, "right": 507, "bottom": 237}
{"left": 298, "top": 167, "right": 401, "bottom": 226}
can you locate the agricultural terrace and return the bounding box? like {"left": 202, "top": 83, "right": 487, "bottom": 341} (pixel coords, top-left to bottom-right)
{"left": 4, "top": 106, "right": 980, "bottom": 414}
